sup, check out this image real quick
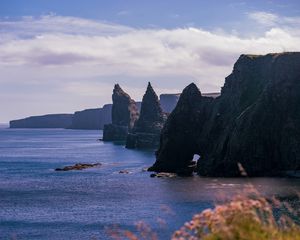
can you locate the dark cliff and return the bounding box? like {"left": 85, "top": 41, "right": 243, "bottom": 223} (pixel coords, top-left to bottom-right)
{"left": 10, "top": 114, "right": 73, "bottom": 128}
{"left": 160, "top": 93, "right": 219, "bottom": 113}
{"left": 111, "top": 84, "right": 139, "bottom": 129}
{"left": 126, "top": 82, "right": 166, "bottom": 149}
{"left": 69, "top": 104, "right": 112, "bottom": 130}
{"left": 103, "top": 84, "right": 139, "bottom": 141}
{"left": 150, "top": 52, "right": 300, "bottom": 177}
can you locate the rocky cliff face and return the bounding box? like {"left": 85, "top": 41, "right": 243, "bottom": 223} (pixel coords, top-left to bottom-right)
{"left": 10, "top": 114, "right": 73, "bottom": 128}
{"left": 103, "top": 84, "right": 139, "bottom": 141}
{"left": 160, "top": 93, "right": 219, "bottom": 113}
{"left": 69, "top": 105, "right": 112, "bottom": 130}
{"left": 126, "top": 83, "right": 166, "bottom": 149}
{"left": 111, "top": 84, "right": 139, "bottom": 129}
{"left": 150, "top": 52, "right": 300, "bottom": 177}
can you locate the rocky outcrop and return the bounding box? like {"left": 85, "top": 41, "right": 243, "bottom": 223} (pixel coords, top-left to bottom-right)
{"left": 69, "top": 104, "right": 112, "bottom": 130}
{"left": 126, "top": 82, "right": 166, "bottom": 149}
{"left": 160, "top": 93, "right": 219, "bottom": 113}
{"left": 10, "top": 114, "right": 73, "bottom": 128}
{"left": 55, "top": 163, "right": 101, "bottom": 171}
{"left": 149, "top": 52, "right": 300, "bottom": 177}
{"left": 103, "top": 84, "right": 139, "bottom": 141}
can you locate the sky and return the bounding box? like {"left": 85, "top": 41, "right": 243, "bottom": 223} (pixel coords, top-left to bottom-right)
{"left": 0, "top": 0, "right": 300, "bottom": 123}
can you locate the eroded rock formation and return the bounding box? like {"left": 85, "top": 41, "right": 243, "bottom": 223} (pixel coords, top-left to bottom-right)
{"left": 149, "top": 52, "right": 300, "bottom": 177}
{"left": 160, "top": 93, "right": 219, "bottom": 113}
{"left": 103, "top": 84, "right": 139, "bottom": 141}
{"left": 126, "top": 82, "right": 166, "bottom": 149}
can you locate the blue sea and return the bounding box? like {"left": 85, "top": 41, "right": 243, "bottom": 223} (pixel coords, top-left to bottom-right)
{"left": 0, "top": 127, "right": 299, "bottom": 239}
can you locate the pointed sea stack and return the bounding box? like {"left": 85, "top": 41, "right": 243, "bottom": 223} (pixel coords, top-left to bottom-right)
{"left": 126, "top": 82, "right": 166, "bottom": 149}
{"left": 103, "top": 84, "right": 139, "bottom": 141}
{"left": 148, "top": 83, "right": 214, "bottom": 174}
{"left": 149, "top": 52, "right": 300, "bottom": 177}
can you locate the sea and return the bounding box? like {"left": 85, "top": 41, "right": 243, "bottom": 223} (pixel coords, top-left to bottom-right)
{"left": 0, "top": 126, "right": 299, "bottom": 239}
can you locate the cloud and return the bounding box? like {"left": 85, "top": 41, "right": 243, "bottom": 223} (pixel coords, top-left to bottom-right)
{"left": 247, "top": 11, "right": 300, "bottom": 29}
{"left": 0, "top": 14, "right": 299, "bottom": 122}
{"left": 248, "top": 11, "right": 278, "bottom": 26}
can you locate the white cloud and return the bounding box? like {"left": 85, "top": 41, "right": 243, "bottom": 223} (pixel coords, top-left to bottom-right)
{"left": 0, "top": 14, "right": 299, "bottom": 122}
{"left": 248, "top": 11, "right": 278, "bottom": 26}
{"left": 247, "top": 11, "right": 300, "bottom": 29}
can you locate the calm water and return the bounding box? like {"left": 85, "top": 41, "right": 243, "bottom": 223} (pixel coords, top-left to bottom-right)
{"left": 0, "top": 128, "right": 299, "bottom": 239}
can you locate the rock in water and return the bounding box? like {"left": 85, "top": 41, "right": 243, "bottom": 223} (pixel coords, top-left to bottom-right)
{"left": 149, "top": 52, "right": 300, "bottom": 177}
{"left": 111, "top": 84, "right": 139, "bottom": 129}
{"left": 55, "top": 163, "right": 101, "bottom": 171}
{"left": 103, "top": 84, "right": 139, "bottom": 141}
{"left": 126, "top": 82, "right": 166, "bottom": 149}
{"left": 148, "top": 83, "right": 214, "bottom": 174}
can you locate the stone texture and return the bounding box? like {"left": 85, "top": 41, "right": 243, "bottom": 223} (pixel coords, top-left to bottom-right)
{"left": 126, "top": 82, "right": 166, "bottom": 149}
{"left": 160, "top": 93, "right": 219, "bottom": 114}
{"left": 103, "top": 84, "right": 139, "bottom": 141}
{"left": 55, "top": 163, "right": 101, "bottom": 171}
{"left": 149, "top": 52, "right": 300, "bottom": 177}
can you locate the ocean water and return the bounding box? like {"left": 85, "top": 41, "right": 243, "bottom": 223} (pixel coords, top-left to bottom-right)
{"left": 0, "top": 128, "right": 299, "bottom": 239}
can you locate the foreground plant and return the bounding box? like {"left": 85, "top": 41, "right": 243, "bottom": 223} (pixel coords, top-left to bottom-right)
{"left": 109, "top": 188, "right": 300, "bottom": 240}
{"left": 173, "top": 191, "right": 300, "bottom": 240}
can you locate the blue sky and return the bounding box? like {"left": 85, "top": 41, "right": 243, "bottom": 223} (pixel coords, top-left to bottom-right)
{"left": 1, "top": 0, "right": 300, "bottom": 28}
{"left": 0, "top": 1, "right": 300, "bottom": 122}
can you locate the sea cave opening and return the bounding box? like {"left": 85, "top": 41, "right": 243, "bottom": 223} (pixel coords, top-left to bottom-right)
{"left": 192, "top": 154, "right": 200, "bottom": 164}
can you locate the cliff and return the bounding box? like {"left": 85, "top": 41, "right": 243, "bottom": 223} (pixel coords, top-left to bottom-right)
{"left": 103, "top": 84, "right": 139, "bottom": 141}
{"left": 160, "top": 93, "right": 219, "bottom": 113}
{"left": 69, "top": 104, "right": 112, "bottom": 130}
{"left": 160, "top": 94, "right": 180, "bottom": 113}
{"left": 126, "top": 82, "right": 166, "bottom": 149}
{"left": 149, "top": 52, "right": 300, "bottom": 177}
{"left": 10, "top": 114, "right": 73, "bottom": 128}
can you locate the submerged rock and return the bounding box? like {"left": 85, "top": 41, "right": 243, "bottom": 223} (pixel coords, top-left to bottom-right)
{"left": 126, "top": 82, "right": 166, "bottom": 149}
{"left": 150, "top": 172, "right": 177, "bottom": 178}
{"left": 103, "top": 84, "right": 139, "bottom": 141}
{"left": 150, "top": 52, "right": 300, "bottom": 177}
{"left": 55, "top": 163, "right": 101, "bottom": 171}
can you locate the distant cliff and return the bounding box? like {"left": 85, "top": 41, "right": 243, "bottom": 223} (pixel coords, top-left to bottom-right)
{"left": 150, "top": 52, "right": 300, "bottom": 177}
{"left": 10, "top": 114, "right": 73, "bottom": 128}
{"left": 69, "top": 104, "right": 112, "bottom": 130}
{"left": 159, "top": 94, "right": 180, "bottom": 113}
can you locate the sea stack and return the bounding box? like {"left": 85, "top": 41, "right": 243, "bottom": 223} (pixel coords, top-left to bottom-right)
{"left": 126, "top": 82, "right": 166, "bottom": 149}
{"left": 103, "top": 84, "right": 139, "bottom": 141}
{"left": 149, "top": 52, "right": 300, "bottom": 177}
